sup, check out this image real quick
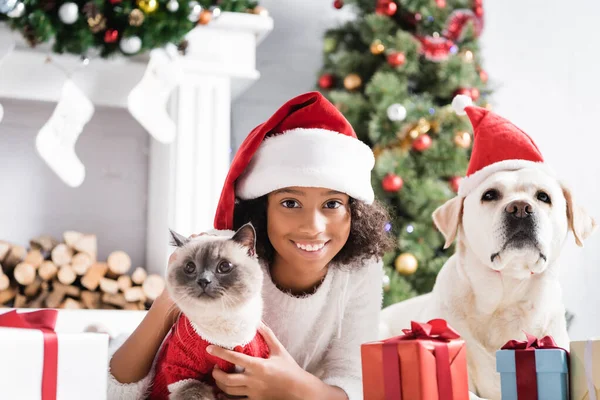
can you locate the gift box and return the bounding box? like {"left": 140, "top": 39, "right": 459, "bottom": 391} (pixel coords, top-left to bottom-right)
{"left": 0, "top": 309, "right": 109, "bottom": 400}
{"left": 570, "top": 339, "right": 600, "bottom": 400}
{"left": 496, "top": 332, "right": 569, "bottom": 400}
{"left": 361, "top": 319, "right": 469, "bottom": 400}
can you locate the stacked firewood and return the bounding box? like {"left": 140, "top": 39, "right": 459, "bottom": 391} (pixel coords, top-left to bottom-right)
{"left": 0, "top": 231, "right": 164, "bottom": 310}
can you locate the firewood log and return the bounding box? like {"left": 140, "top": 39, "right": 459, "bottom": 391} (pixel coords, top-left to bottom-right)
{"left": 28, "top": 282, "right": 50, "bottom": 308}
{"left": 45, "top": 282, "right": 67, "bottom": 308}
{"left": 63, "top": 231, "right": 83, "bottom": 248}
{"left": 71, "top": 252, "right": 93, "bottom": 275}
{"left": 3, "top": 245, "right": 26, "bottom": 272}
{"left": 124, "top": 302, "right": 146, "bottom": 311}
{"left": 73, "top": 234, "right": 97, "bottom": 261}
{"left": 0, "top": 270, "right": 9, "bottom": 291}
{"left": 102, "top": 293, "right": 126, "bottom": 308}
{"left": 29, "top": 236, "right": 58, "bottom": 255}
{"left": 61, "top": 298, "right": 83, "bottom": 309}
{"left": 99, "top": 278, "right": 119, "bottom": 295}
{"left": 54, "top": 282, "right": 81, "bottom": 299}
{"left": 24, "top": 278, "right": 43, "bottom": 297}
{"left": 81, "top": 291, "right": 101, "bottom": 309}
{"left": 124, "top": 287, "right": 146, "bottom": 303}
{"left": 107, "top": 251, "right": 132, "bottom": 277}
{"left": 24, "top": 249, "right": 45, "bottom": 268}
{"left": 131, "top": 267, "right": 147, "bottom": 285}
{"left": 14, "top": 262, "right": 36, "bottom": 286}
{"left": 51, "top": 244, "right": 73, "bottom": 267}
{"left": 0, "top": 287, "right": 16, "bottom": 305}
{"left": 14, "top": 294, "right": 27, "bottom": 308}
{"left": 38, "top": 261, "right": 58, "bottom": 281}
{"left": 57, "top": 265, "right": 76, "bottom": 285}
{"left": 142, "top": 274, "right": 165, "bottom": 301}
{"left": 117, "top": 275, "right": 132, "bottom": 292}
{"left": 0, "top": 241, "right": 11, "bottom": 262}
{"left": 81, "top": 262, "right": 108, "bottom": 291}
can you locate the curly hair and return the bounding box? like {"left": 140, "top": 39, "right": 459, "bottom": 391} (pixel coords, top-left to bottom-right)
{"left": 233, "top": 195, "right": 395, "bottom": 268}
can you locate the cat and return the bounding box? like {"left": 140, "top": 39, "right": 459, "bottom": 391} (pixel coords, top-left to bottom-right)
{"left": 148, "top": 223, "right": 269, "bottom": 400}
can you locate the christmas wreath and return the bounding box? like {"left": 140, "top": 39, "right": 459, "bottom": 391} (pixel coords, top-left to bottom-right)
{"left": 0, "top": 0, "right": 265, "bottom": 58}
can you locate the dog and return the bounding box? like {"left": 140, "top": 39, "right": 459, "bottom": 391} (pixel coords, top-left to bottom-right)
{"left": 379, "top": 166, "right": 596, "bottom": 399}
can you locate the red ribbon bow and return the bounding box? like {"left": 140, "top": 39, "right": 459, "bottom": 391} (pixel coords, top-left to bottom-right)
{"left": 0, "top": 309, "right": 59, "bottom": 400}
{"left": 500, "top": 332, "right": 567, "bottom": 400}
{"left": 383, "top": 319, "right": 459, "bottom": 400}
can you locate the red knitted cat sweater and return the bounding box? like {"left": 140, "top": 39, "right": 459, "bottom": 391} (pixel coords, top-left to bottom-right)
{"left": 149, "top": 314, "right": 270, "bottom": 399}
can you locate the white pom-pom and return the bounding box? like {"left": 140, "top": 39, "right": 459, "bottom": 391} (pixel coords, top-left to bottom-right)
{"left": 387, "top": 103, "right": 407, "bottom": 122}
{"left": 452, "top": 94, "right": 473, "bottom": 116}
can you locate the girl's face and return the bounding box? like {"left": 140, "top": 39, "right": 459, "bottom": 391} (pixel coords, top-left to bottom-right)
{"left": 266, "top": 186, "right": 351, "bottom": 271}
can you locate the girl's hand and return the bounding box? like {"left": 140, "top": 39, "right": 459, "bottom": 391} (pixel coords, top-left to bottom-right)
{"left": 209, "top": 324, "right": 316, "bottom": 400}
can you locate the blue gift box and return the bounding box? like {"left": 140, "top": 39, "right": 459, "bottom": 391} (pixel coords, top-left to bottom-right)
{"left": 496, "top": 349, "right": 568, "bottom": 400}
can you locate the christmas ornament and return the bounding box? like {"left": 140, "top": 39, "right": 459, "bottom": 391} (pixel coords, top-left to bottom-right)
{"left": 386, "top": 103, "right": 406, "bottom": 122}
{"left": 387, "top": 52, "right": 405, "bottom": 67}
{"left": 120, "top": 36, "right": 142, "bottom": 54}
{"left": 449, "top": 176, "right": 462, "bottom": 193}
{"left": 198, "top": 9, "right": 212, "bottom": 24}
{"left": 375, "top": 0, "right": 397, "bottom": 16}
{"left": 166, "top": 0, "right": 178, "bottom": 12}
{"left": 333, "top": 0, "right": 343, "bottom": 9}
{"left": 187, "top": 1, "right": 202, "bottom": 22}
{"left": 454, "top": 87, "right": 474, "bottom": 99}
{"left": 417, "top": 36, "right": 455, "bottom": 62}
{"left": 370, "top": 40, "right": 385, "bottom": 55}
{"left": 36, "top": 80, "right": 94, "bottom": 187}
{"left": 343, "top": 73, "right": 362, "bottom": 91}
{"left": 454, "top": 131, "right": 471, "bottom": 148}
{"left": 436, "top": 0, "right": 446, "bottom": 7}
{"left": 318, "top": 73, "right": 334, "bottom": 89}
{"left": 382, "top": 173, "right": 403, "bottom": 192}
{"left": 129, "top": 9, "right": 144, "bottom": 26}
{"left": 104, "top": 29, "right": 119, "bottom": 43}
{"left": 474, "top": 5, "right": 483, "bottom": 17}
{"left": 479, "top": 69, "right": 488, "bottom": 83}
{"left": 412, "top": 134, "right": 432, "bottom": 151}
{"left": 382, "top": 274, "right": 390, "bottom": 292}
{"left": 87, "top": 14, "right": 106, "bottom": 33}
{"left": 395, "top": 253, "right": 418, "bottom": 275}
{"left": 470, "top": 88, "right": 480, "bottom": 101}
{"left": 323, "top": 37, "right": 337, "bottom": 53}
{"left": 109, "top": 0, "right": 121, "bottom": 4}
{"left": 210, "top": 5, "right": 221, "bottom": 19}
{"left": 462, "top": 50, "right": 474, "bottom": 62}
{"left": 443, "top": 9, "right": 483, "bottom": 42}
{"left": 128, "top": 49, "right": 184, "bottom": 144}
{"left": 58, "top": 2, "right": 78, "bottom": 24}
{"left": 137, "top": 0, "right": 158, "bottom": 13}
{"left": 0, "top": 0, "right": 17, "bottom": 14}
{"left": 252, "top": 5, "right": 269, "bottom": 16}
{"left": 6, "top": 1, "right": 24, "bottom": 17}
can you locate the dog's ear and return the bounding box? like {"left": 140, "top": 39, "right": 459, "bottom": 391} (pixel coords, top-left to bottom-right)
{"left": 562, "top": 184, "right": 597, "bottom": 247}
{"left": 433, "top": 196, "right": 464, "bottom": 249}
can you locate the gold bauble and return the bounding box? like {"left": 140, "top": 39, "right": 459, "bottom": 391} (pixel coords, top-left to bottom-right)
{"left": 454, "top": 131, "right": 472, "bottom": 148}
{"left": 343, "top": 73, "right": 362, "bottom": 91}
{"left": 137, "top": 0, "right": 158, "bottom": 14}
{"left": 395, "top": 253, "right": 418, "bottom": 275}
{"left": 462, "top": 50, "right": 474, "bottom": 63}
{"left": 416, "top": 118, "right": 431, "bottom": 134}
{"left": 197, "top": 9, "right": 212, "bottom": 25}
{"left": 409, "top": 129, "right": 419, "bottom": 139}
{"left": 129, "top": 9, "right": 145, "bottom": 26}
{"left": 88, "top": 14, "right": 106, "bottom": 33}
{"left": 370, "top": 40, "right": 385, "bottom": 55}
{"left": 252, "top": 5, "right": 269, "bottom": 16}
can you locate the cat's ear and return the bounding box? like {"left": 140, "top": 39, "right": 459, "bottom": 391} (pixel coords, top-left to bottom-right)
{"left": 232, "top": 223, "right": 256, "bottom": 257}
{"left": 169, "top": 229, "right": 189, "bottom": 247}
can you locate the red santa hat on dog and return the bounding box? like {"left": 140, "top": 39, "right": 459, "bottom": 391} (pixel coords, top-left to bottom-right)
{"left": 452, "top": 95, "right": 552, "bottom": 197}
{"left": 214, "top": 92, "right": 375, "bottom": 230}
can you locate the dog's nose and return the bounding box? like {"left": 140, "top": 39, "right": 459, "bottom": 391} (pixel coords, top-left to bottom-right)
{"left": 197, "top": 277, "right": 212, "bottom": 289}
{"left": 505, "top": 200, "right": 533, "bottom": 219}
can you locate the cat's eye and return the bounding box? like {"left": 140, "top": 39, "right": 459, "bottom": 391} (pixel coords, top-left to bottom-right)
{"left": 217, "top": 261, "right": 234, "bottom": 274}
{"left": 481, "top": 189, "right": 500, "bottom": 202}
{"left": 184, "top": 262, "right": 196, "bottom": 274}
{"left": 537, "top": 191, "right": 551, "bottom": 204}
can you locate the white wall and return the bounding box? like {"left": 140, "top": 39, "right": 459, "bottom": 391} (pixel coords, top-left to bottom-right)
{"left": 479, "top": 0, "right": 600, "bottom": 339}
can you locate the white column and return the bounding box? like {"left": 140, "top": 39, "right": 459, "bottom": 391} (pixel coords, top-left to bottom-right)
{"left": 145, "top": 75, "right": 232, "bottom": 274}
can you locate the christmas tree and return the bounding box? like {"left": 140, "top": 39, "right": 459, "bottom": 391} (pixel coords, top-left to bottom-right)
{"left": 318, "top": 0, "right": 489, "bottom": 307}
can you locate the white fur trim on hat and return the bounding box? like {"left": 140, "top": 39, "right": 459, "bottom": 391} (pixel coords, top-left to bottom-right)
{"left": 452, "top": 94, "right": 473, "bottom": 116}
{"left": 458, "top": 159, "right": 556, "bottom": 197}
{"left": 236, "top": 128, "right": 375, "bottom": 204}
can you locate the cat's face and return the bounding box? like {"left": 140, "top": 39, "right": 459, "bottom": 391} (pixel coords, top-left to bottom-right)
{"left": 166, "top": 223, "right": 263, "bottom": 315}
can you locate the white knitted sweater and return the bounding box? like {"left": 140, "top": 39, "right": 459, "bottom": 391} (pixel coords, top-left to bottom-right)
{"left": 107, "top": 258, "right": 384, "bottom": 400}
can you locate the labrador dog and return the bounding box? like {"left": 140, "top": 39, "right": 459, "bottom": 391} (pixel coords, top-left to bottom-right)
{"left": 379, "top": 166, "right": 596, "bottom": 399}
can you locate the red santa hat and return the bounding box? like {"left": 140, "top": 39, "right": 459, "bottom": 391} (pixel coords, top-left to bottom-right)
{"left": 452, "top": 95, "right": 553, "bottom": 197}
{"left": 214, "top": 91, "right": 375, "bottom": 230}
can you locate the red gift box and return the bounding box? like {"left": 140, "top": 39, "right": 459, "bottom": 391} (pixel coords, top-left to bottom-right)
{"left": 361, "top": 319, "right": 469, "bottom": 400}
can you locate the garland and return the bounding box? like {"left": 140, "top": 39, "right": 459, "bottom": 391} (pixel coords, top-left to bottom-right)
{"left": 0, "top": 0, "right": 265, "bottom": 58}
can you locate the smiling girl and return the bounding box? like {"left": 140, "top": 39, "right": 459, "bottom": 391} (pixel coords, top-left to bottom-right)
{"left": 108, "top": 92, "right": 394, "bottom": 400}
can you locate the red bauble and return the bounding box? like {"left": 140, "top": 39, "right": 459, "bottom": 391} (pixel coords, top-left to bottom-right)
{"left": 470, "top": 87, "right": 480, "bottom": 101}
{"left": 412, "top": 134, "right": 432, "bottom": 152}
{"left": 376, "top": 0, "right": 397, "bottom": 16}
{"left": 109, "top": 0, "right": 121, "bottom": 4}
{"left": 387, "top": 52, "right": 406, "bottom": 67}
{"left": 479, "top": 69, "right": 488, "bottom": 83}
{"left": 104, "top": 29, "right": 119, "bottom": 43}
{"left": 449, "top": 176, "right": 462, "bottom": 193}
{"left": 474, "top": 6, "right": 484, "bottom": 17}
{"left": 436, "top": 0, "right": 446, "bottom": 7}
{"left": 454, "top": 87, "right": 479, "bottom": 101}
{"left": 333, "top": 0, "right": 343, "bottom": 9}
{"left": 318, "top": 73, "right": 334, "bottom": 89}
{"left": 382, "top": 173, "right": 403, "bottom": 192}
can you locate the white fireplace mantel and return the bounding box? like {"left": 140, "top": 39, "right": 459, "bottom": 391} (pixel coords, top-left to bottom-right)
{"left": 0, "top": 12, "right": 273, "bottom": 274}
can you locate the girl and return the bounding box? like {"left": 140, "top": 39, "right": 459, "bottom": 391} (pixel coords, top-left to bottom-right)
{"left": 108, "top": 92, "right": 394, "bottom": 400}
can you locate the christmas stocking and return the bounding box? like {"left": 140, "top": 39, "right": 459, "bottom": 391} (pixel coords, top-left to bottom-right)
{"left": 36, "top": 80, "right": 94, "bottom": 187}
{"left": 128, "top": 48, "right": 183, "bottom": 144}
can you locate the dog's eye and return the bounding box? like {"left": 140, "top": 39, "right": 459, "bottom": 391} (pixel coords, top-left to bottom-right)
{"left": 217, "top": 261, "right": 234, "bottom": 274}
{"left": 536, "top": 191, "right": 551, "bottom": 204}
{"left": 184, "top": 262, "right": 196, "bottom": 274}
{"left": 481, "top": 189, "right": 500, "bottom": 202}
